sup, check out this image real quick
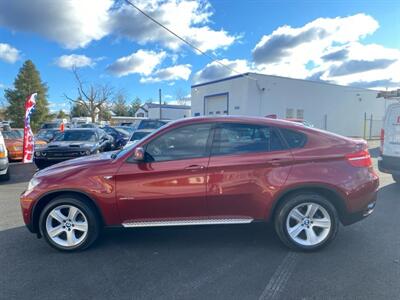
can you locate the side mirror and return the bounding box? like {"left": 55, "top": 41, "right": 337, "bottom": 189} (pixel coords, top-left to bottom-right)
{"left": 133, "top": 147, "right": 145, "bottom": 161}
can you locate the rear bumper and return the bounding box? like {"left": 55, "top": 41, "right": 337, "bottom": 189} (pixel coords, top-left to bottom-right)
{"left": 378, "top": 156, "right": 400, "bottom": 175}
{"left": 341, "top": 191, "right": 377, "bottom": 225}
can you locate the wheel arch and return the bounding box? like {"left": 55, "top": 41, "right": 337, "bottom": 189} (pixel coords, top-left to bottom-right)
{"left": 31, "top": 189, "right": 105, "bottom": 236}
{"left": 268, "top": 184, "right": 347, "bottom": 224}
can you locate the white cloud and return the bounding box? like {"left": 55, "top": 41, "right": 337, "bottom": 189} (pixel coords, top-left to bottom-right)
{"left": 107, "top": 49, "right": 166, "bottom": 77}
{"left": 55, "top": 54, "right": 96, "bottom": 69}
{"left": 0, "top": 0, "right": 113, "bottom": 49}
{"left": 193, "top": 59, "right": 252, "bottom": 83}
{"left": 140, "top": 64, "right": 192, "bottom": 83}
{"left": 0, "top": 43, "right": 20, "bottom": 63}
{"left": 108, "top": 0, "right": 236, "bottom": 52}
{"left": 0, "top": 0, "right": 236, "bottom": 52}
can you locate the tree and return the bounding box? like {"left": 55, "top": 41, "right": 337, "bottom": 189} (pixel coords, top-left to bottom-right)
{"left": 65, "top": 68, "right": 113, "bottom": 123}
{"left": 56, "top": 110, "right": 68, "bottom": 119}
{"left": 5, "top": 60, "right": 49, "bottom": 130}
{"left": 112, "top": 92, "right": 129, "bottom": 116}
{"left": 70, "top": 101, "right": 89, "bottom": 118}
{"left": 129, "top": 97, "right": 142, "bottom": 116}
{"left": 174, "top": 87, "right": 189, "bottom": 105}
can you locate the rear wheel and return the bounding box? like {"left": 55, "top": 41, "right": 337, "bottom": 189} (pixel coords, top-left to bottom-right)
{"left": 392, "top": 175, "right": 400, "bottom": 183}
{"left": 274, "top": 192, "right": 339, "bottom": 251}
{"left": 39, "top": 196, "right": 100, "bottom": 251}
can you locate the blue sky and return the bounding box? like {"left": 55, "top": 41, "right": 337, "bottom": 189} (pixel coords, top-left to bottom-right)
{"left": 0, "top": 0, "right": 399, "bottom": 112}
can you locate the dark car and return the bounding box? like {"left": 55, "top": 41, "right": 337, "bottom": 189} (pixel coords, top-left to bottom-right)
{"left": 36, "top": 129, "right": 61, "bottom": 143}
{"left": 34, "top": 128, "right": 112, "bottom": 169}
{"left": 21, "top": 116, "right": 378, "bottom": 252}
{"left": 100, "top": 126, "right": 129, "bottom": 149}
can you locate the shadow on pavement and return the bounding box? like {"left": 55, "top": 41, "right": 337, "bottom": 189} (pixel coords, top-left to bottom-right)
{"left": 369, "top": 146, "right": 380, "bottom": 158}
{"left": 0, "top": 163, "right": 37, "bottom": 185}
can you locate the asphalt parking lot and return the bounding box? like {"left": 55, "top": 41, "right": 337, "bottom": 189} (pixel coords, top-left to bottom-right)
{"left": 0, "top": 145, "right": 399, "bottom": 300}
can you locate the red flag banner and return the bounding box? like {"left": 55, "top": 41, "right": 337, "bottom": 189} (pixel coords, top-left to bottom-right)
{"left": 22, "top": 93, "right": 37, "bottom": 163}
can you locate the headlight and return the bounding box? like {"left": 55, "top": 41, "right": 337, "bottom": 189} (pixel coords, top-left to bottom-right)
{"left": 35, "top": 151, "right": 41, "bottom": 157}
{"left": 27, "top": 178, "right": 41, "bottom": 192}
{"left": 86, "top": 150, "right": 91, "bottom": 155}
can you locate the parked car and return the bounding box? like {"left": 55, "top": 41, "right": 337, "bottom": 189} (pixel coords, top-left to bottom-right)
{"left": 77, "top": 123, "right": 98, "bottom": 129}
{"left": 33, "top": 128, "right": 112, "bottom": 169}
{"left": 35, "top": 129, "right": 61, "bottom": 143}
{"left": 114, "top": 126, "right": 135, "bottom": 135}
{"left": 21, "top": 116, "right": 378, "bottom": 252}
{"left": 0, "top": 131, "right": 10, "bottom": 180}
{"left": 133, "top": 119, "right": 168, "bottom": 130}
{"left": 100, "top": 126, "right": 129, "bottom": 149}
{"left": 378, "top": 102, "right": 400, "bottom": 183}
{"left": 125, "top": 129, "right": 154, "bottom": 147}
{"left": 2, "top": 130, "right": 23, "bottom": 161}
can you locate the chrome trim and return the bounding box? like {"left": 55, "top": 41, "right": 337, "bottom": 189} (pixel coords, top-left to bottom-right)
{"left": 122, "top": 218, "right": 253, "bottom": 228}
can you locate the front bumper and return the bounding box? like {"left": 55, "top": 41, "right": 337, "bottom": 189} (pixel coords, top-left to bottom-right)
{"left": 0, "top": 157, "right": 9, "bottom": 174}
{"left": 378, "top": 155, "right": 400, "bottom": 176}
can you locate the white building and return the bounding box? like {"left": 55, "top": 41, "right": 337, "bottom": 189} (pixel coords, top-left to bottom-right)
{"left": 191, "top": 72, "right": 396, "bottom": 137}
{"left": 135, "top": 103, "right": 191, "bottom": 120}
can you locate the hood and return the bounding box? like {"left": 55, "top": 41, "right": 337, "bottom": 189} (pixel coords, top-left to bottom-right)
{"left": 44, "top": 141, "right": 96, "bottom": 150}
{"left": 35, "top": 151, "right": 116, "bottom": 178}
{"left": 5, "top": 138, "right": 23, "bottom": 147}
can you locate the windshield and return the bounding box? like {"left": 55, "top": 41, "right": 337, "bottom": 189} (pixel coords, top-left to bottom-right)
{"left": 42, "top": 123, "right": 59, "bottom": 129}
{"left": 115, "top": 126, "right": 135, "bottom": 134}
{"left": 54, "top": 130, "right": 97, "bottom": 142}
{"left": 37, "top": 130, "right": 59, "bottom": 140}
{"left": 1, "top": 131, "right": 20, "bottom": 139}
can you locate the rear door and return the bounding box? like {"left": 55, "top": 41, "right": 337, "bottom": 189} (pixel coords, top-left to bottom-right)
{"left": 206, "top": 123, "right": 293, "bottom": 220}
{"left": 383, "top": 104, "right": 400, "bottom": 157}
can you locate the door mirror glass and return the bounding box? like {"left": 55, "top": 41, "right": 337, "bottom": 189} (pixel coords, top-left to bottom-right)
{"left": 133, "top": 147, "right": 145, "bottom": 161}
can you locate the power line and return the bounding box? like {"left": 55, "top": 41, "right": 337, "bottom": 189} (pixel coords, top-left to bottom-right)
{"left": 123, "top": 0, "right": 257, "bottom": 81}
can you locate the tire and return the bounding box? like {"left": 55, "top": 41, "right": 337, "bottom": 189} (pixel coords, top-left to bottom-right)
{"left": 0, "top": 168, "right": 10, "bottom": 181}
{"left": 392, "top": 175, "right": 400, "bottom": 183}
{"left": 274, "top": 192, "right": 339, "bottom": 252}
{"left": 39, "top": 195, "right": 101, "bottom": 252}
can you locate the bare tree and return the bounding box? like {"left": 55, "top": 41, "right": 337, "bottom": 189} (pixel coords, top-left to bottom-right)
{"left": 174, "top": 87, "right": 189, "bottom": 105}
{"left": 65, "top": 67, "right": 113, "bottom": 123}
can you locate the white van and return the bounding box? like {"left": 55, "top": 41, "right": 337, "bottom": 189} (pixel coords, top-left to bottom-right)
{"left": 0, "top": 131, "right": 10, "bottom": 180}
{"left": 378, "top": 102, "right": 400, "bottom": 183}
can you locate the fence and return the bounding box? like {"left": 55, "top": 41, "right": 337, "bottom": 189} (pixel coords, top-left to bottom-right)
{"left": 363, "top": 113, "right": 383, "bottom": 140}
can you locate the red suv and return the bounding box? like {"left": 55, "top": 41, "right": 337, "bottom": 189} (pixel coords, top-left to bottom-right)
{"left": 20, "top": 116, "right": 379, "bottom": 251}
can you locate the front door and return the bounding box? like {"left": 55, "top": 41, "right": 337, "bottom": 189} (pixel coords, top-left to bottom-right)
{"left": 206, "top": 123, "right": 293, "bottom": 220}
{"left": 116, "top": 123, "right": 213, "bottom": 224}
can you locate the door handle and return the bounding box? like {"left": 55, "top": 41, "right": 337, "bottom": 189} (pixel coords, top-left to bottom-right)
{"left": 184, "top": 165, "right": 205, "bottom": 171}
{"left": 267, "top": 159, "right": 284, "bottom": 166}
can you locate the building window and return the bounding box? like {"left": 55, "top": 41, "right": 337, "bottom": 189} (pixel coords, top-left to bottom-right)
{"left": 286, "top": 108, "right": 294, "bottom": 119}
{"left": 194, "top": 113, "right": 200, "bottom": 116}
{"left": 223, "top": 110, "right": 228, "bottom": 114}
{"left": 216, "top": 111, "right": 221, "bottom": 115}
{"left": 234, "top": 106, "right": 240, "bottom": 110}
{"left": 209, "top": 112, "right": 214, "bottom": 115}
{"left": 296, "top": 109, "right": 304, "bottom": 120}
{"left": 137, "top": 112, "right": 145, "bottom": 118}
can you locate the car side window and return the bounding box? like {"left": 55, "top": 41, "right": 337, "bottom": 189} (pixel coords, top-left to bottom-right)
{"left": 279, "top": 128, "right": 307, "bottom": 149}
{"left": 212, "top": 123, "right": 285, "bottom": 155}
{"left": 145, "top": 123, "right": 212, "bottom": 162}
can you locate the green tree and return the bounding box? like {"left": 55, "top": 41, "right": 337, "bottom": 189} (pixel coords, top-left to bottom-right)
{"left": 70, "top": 101, "right": 89, "bottom": 118}
{"left": 5, "top": 60, "right": 49, "bottom": 130}
{"left": 112, "top": 93, "right": 129, "bottom": 116}
{"left": 56, "top": 110, "right": 68, "bottom": 119}
{"left": 129, "top": 97, "right": 142, "bottom": 116}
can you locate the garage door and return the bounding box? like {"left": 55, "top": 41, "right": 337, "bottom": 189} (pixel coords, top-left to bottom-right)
{"left": 204, "top": 94, "right": 228, "bottom": 116}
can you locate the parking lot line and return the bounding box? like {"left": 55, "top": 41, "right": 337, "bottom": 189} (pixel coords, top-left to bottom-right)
{"left": 258, "top": 252, "right": 298, "bottom": 300}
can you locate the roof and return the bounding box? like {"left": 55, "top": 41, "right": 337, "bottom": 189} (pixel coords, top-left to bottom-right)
{"left": 191, "top": 72, "right": 375, "bottom": 92}
{"left": 145, "top": 103, "right": 191, "bottom": 109}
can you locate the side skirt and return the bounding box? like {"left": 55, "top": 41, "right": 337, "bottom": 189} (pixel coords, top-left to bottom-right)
{"left": 122, "top": 218, "right": 254, "bottom": 228}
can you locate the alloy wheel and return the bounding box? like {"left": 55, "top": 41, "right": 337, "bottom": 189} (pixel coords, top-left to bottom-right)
{"left": 286, "top": 202, "right": 332, "bottom": 246}
{"left": 45, "top": 205, "right": 88, "bottom": 248}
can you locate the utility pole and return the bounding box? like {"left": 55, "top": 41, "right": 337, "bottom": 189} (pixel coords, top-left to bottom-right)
{"left": 159, "top": 88, "right": 162, "bottom": 120}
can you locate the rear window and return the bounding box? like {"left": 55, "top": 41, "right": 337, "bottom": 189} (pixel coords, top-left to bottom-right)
{"left": 280, "top": 128, "right": 307, "bottom": 149}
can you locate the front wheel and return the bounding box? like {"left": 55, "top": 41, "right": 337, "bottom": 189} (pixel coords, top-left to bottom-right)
{"left": 39, "top": 196, "right": 100, "bottom": 251}
{"left": 274, "top": 192, "right": 339, "bottom": 251}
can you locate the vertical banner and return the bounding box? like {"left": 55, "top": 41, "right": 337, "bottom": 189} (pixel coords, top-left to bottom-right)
{"left": 22, "top": 93, "right": 37, "bottom": 163}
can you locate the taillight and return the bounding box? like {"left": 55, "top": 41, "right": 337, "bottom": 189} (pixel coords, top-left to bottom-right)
{"left": 380, "top": 128, "right": 384, "bottom": 153}
{"left": 345, "top": 149, "right": 372, "bottom": 168}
